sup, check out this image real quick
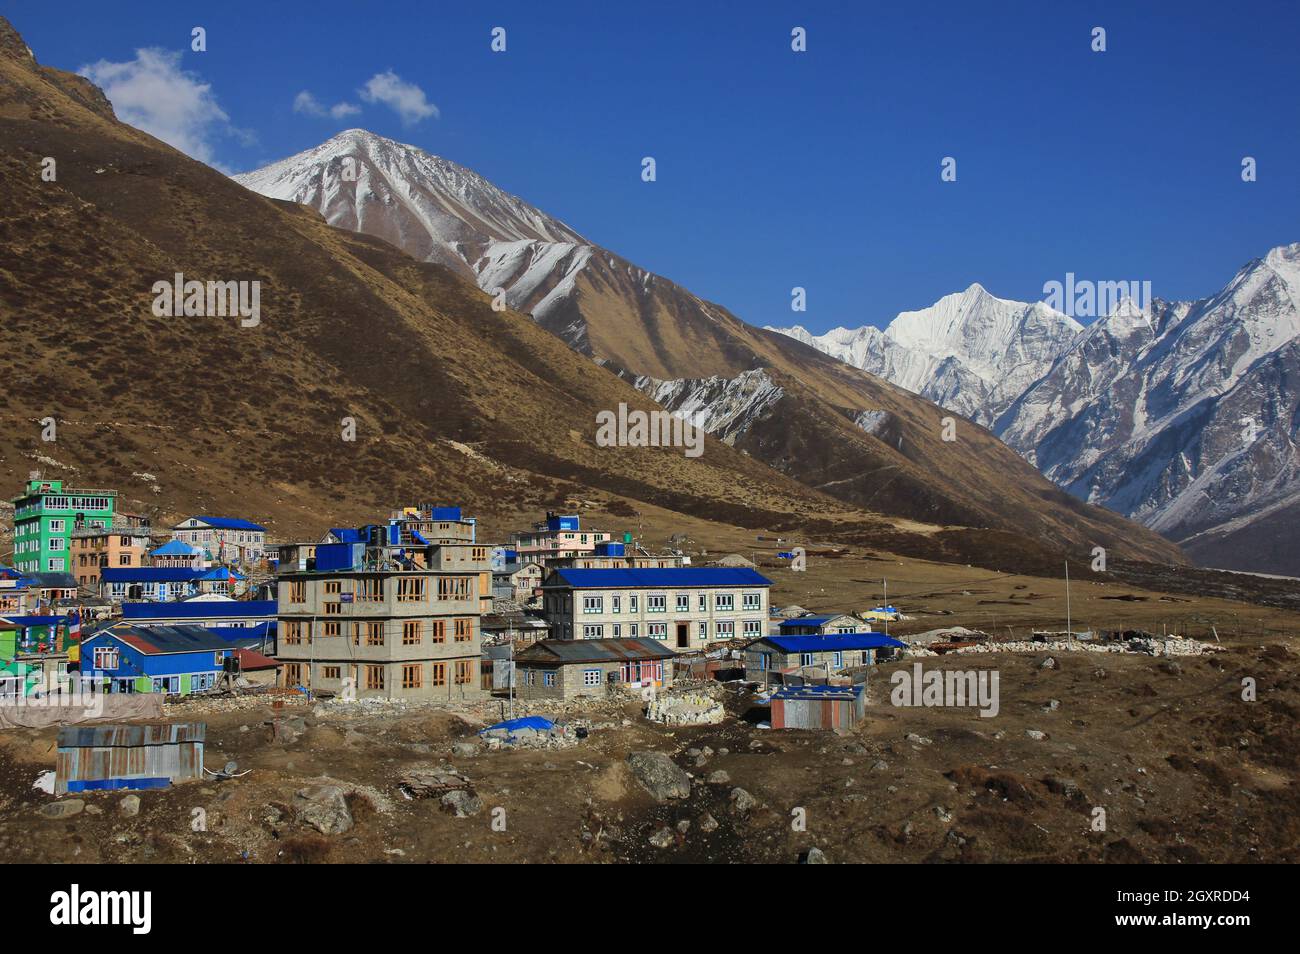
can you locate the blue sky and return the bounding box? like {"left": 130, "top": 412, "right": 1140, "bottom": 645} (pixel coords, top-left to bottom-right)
{"left": 9, "top": 0, "right": 1299, "bottom": 333}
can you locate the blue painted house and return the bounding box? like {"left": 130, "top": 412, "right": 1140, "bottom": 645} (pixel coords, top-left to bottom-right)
{"left": 744, "top": 632, "right": 906, "bottom": 680}
{"left": 80, "top": 624, "right": 235, "bottom": 695}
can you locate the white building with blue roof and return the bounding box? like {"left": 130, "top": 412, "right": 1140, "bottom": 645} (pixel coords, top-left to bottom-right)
{"left": 540, "top": 566, "right": 772, "bottom": 652}
{"left": 172, "top": 516, "right": 268, "bottom": 565}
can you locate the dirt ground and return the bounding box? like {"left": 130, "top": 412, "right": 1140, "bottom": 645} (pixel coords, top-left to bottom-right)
{"left": 2, "top": 515, "right": 1297, "bottom": 864}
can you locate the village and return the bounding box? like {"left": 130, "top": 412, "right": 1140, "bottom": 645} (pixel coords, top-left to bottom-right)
{"left": 0, "top": 475, "right": 1294, "bottom": 865}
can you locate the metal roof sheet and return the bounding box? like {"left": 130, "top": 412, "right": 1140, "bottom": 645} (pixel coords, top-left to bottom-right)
{"left": 517, "top": 638, "right": 678, "bottom": 664}
{"left": 547, "top": 567, "right": 772, "bottom": 589}
{"left": 758, "top": 633, "right": 906, "bottom": 653}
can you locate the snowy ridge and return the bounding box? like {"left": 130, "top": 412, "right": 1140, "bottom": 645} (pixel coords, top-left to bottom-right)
{"left": 233, "top": 128, "right": 594, "bottom": 312}
{"left": 778, "top": 243, "right": 1300, "bottom": 571}
{"left": 770, "top": 284, "right": 1081, "bottom": 426}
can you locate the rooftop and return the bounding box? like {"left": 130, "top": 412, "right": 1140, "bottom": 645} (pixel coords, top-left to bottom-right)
{"left": 546, "top": 567, "right": 771, "bottom": 589}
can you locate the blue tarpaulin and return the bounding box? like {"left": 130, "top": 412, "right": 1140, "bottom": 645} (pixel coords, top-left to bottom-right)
{"left": 481, "top": 716, "right": 554, "bottom": 737}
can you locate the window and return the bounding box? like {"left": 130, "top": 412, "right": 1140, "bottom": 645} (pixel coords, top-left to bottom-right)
{"left": 611, "top": 595, "right": 621, "bottom": 614}
{"left": 743, "top": 620, "right": 762, "bottom": 638}
{"left": 543, "top": 671, "right": 556, "bottom": 687}
{"left": 676, "top": 594, "right": 689, "bottom": 613}
{"left": 647, "top": 594, "right": 666, "bottom": 613}
{"left": 285, "top": 663, "right": 302, "bottom": 685}
{"left": 611, "top": 624, "right": 621, "bottom": 638}
{"left": 365, "top": 666, "right": 385, "bottom": 691}
{"left": 357, "top": 577, "right": 384, "bottom": 601}
{"left": 698, "top": 620, "right": 708, "bottom": 639}
{"left": 648, "top": 623, "right": 666, "bottom": 639}
{"left": 118, "top": 554, "right": 130, "bottom": 566}
{"left": 583, "top": 624, "right": 604, "bottom": 639}
{"left": 430, "top": 663, "right": 447, "bottom": 686}
{"left": 454, "top": 618, "right": 472, "bottom": 642}
{"left": 398, "top": 577, "right": 428, "bottom": 602}
{"left": 49, "top": 538, "right": 66, "bottom": 552}
{"left": 698, "top": 594, "right": 708, "bottom": 611}
{"left": 436, "top": 577, "right": 470, "bottom": 600}
{"left": 283, "top": 621, "right": 305, "bottom": 645}
{"left": 430, "top": 620, "right": 446, "bottom": 644}
{"left": 323, "top": 620, "right": 341, "bottom": 638}
{"left": 93, "top": 647, "right": 119, "bottom": 670}
{"left": 716, "top": 621, "right": 734, "bottom": 638}
{"left": 402, "top": 620, "right": 422, "bottom": 645}
{"left": 322, "top": 666, "right": 341, "bottom": 680}
{"left": 324, "top": 580, "right": 342, "bottom": 595}
{"left": 629, "top": 595, "right": 638, "bottom": 612}
{"left": 454, "top": 660, "right": 474, "bottom": 685}
{"left": 716, "top": 594, "right": 734, "bottom": 612}
{"left": 47, "top": 559, "right": 64, "bottom": 571}
{"left": 800, "top": 653, "right": 815, "bottom": 667}
{"left": 48, "top": 519, "right": 65, "bottom": 532}
{"left": 288, "top": 580, "right": 306, "bottom": 603}
{"left": 629, "top": 623, "right": 639, "bottom": 637}
{"left": 582, "top": 595, "right": 604, "bottom": 614}
{"left": 743, "top": 592, "right": 761, "bottom": 611}
{"left": 832, "top": 652, "right": 844, "bottom": 669}
{"left": 213, "top": 651, "right": 226, "bottom": 666}
{"left": 402, "top": 664, "right": 423, "bottom": 689}
{"left": 582, "top": 669, "right": 602, "bottom": 687}
{"left": 364, "top": 622, "right": 384, "bottom": 646}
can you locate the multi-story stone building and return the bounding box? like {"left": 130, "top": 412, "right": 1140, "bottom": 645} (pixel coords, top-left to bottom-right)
{"left": 276, "top": 513, "right": 490, "bottom": 701}
{"left": 172, "top": 516, "right": 268, "bottom": 565}
{"left": 70, "top": 515, "right": 152, "bottom": 589}
{"left": 510, "top": 513, "right": 612, "bottom": 567}
{"left": 11, "top": 479, "right": 117, "bottom": 576}
{"left": 540, "top": 567, "right": 772, "bottom": 652}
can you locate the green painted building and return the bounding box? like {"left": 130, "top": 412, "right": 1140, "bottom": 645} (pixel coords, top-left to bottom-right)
{"left": 11, "top": 479, "right": 117, "bottom": 576}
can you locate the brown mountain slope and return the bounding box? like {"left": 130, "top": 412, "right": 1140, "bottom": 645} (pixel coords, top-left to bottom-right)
{"left": 231, "top": 128, "right": 1182, "bottom": 564}
{"left": 0, "top": 17, "right": 866, "bottom": 543}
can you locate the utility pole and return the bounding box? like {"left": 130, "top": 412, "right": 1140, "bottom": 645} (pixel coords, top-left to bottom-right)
{"left": 883, "top": 577, "right": 888, "bottom": 639}
{"left": 1065, "top": 560, "right": 1072, "bottom": 641}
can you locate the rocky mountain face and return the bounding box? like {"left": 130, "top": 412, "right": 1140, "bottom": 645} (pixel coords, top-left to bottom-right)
{"left": 773, "top": 247, "right": 1300, "bottom": 576}
{"left": 234, "top": 131, "right": 1182, "bottom": 567}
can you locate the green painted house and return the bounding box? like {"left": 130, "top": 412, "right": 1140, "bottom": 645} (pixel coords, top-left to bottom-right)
{"left": 11, "top": 479, "right": 116, "bottom": 576}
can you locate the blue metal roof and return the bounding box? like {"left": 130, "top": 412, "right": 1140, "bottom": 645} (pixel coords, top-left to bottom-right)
{"left": 122, "top": 600, "right": 275, "bottom": 620}
{"left": 101, "top": 567, "right": 207, "bottom": 583}
{"left": 548, "top": 567, "right": 772, "bottom": 588}
{"left": 773, "top": 684, "right": 864, "bottom": 700}
{"left": 182, "top": 516, "right": 266, "bottom": 532}
{"left": 328, "top": 527, "right": 366, "bottom": 543}
{"left": 149, "top": 540, "right": 200, "bottom": 556}
{"left": 760, "top": 633, "right": 906, "bottom": 653}
{"left": 778, "top": 616, "right": 832, "bottom": 629}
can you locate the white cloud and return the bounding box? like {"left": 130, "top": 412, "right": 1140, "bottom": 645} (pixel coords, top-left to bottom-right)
{"left": 293, "top": 90, "right": 361, "bottom": 120}
{"left": 79, "top": 48, "right": 234, "bottom": 168}
{"left": 358, "top": 70, "right": 438, "bottom": 126}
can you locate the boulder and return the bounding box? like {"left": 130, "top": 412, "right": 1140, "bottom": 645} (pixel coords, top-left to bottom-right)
{"left": 38, "top": 799, "right": 84, "bottom": 818}
{"left": 627, "top": 751, "right": 691, "bottom": 801}
{"left": 440, "top": 790, "right": 483, "bottom": 817}
{"left": 293, "top": 784, "right": 354, "bottom": 835}
{"left": 119, "top": 794, "right": 141, "bottom": 817}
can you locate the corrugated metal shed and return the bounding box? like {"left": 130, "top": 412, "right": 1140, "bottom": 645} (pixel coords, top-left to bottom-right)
{"left": 55, "top": 722, "right": 206, "bottom": 793}
{"left": 771, "top": 685, "right": 865, "bottom": 730}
